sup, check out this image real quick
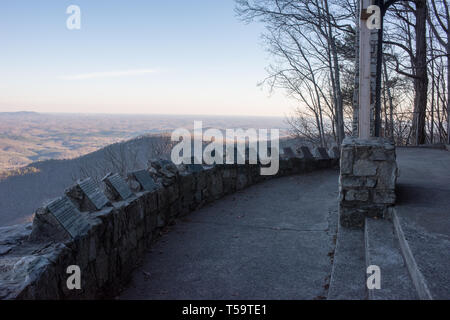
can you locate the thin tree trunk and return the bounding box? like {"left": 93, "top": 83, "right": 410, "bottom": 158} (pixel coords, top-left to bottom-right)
{"left": 447, "top": 39, "right": 450, "bottom": 144}
{"left": 383, "top": 59, "right": 395, "bottom": 140}
{"left": 430, "top": 31, "right": 435, "bottom": 144}
{"left": 324, "top": 0, "right": 345, "bottom": 144}
{"left": 352, "top": 0, "right": 360, "bottom": 137}
{"left": 413, "top": 0, "right": 428, "bottom": 145}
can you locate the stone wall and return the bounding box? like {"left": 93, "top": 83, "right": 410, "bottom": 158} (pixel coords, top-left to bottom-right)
{"left": 339, "top": 137, "right": 397, "bottom": 228}
{"left": 0, "top": 147, "right": 338, "bottom": 300}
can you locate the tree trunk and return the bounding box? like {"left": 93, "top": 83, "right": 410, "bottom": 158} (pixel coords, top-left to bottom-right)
{"left": 413, "top": 0, "right": 428, "bottom": 145}
{"left": 383, "top": 58, "right": 395, "bottom": 140}
{"left": 447, "top": 39, "right": 450, "bottom": 144}
{"left": 352, "top": 0, "right": 360, "bottom": 137}
{"left": 324, "top": 0, "right": 345, "bottom": 144}
{"left": 430, "top": 31, "right": 435, "bottom": 144}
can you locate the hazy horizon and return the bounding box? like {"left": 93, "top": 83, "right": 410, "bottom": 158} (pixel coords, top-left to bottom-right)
{"left": 0, "top": 110, "right": 288, "bottom": 119}
{"left": 0, "top": 112, "right": 290, "bottom": 173}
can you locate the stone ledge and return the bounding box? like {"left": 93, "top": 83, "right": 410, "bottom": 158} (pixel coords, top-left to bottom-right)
{"left": 0, "top": 147, "right": 339, "bottom": 300}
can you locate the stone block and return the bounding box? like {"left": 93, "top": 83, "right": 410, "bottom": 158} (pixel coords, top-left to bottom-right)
{"left": 340, "top": 176, "right": 366, "bottom": 188}
{"left": 366, "top": 178, "right": 377, "bottom": 188}
{"left": 376, "top": 161, "right": 397, "bottom": 189}
{"left": 156, "top": 186, "right": 169, "bottom": 209}
{"left": 353, "top": 160, "right": 377, "bottom": 176}
{"left": 340, "top": 149, "right": 353, "bottom": 174}
{"left": 370, "top": 148, "right": 387, "bottom": 160}
{"left": 328, "top": 146, "right": 340, "bottom": 159}
{"left": 345, "top": 189, "right": 369, "bottom": 202}
{"left": 339, "top": 205, "right": 365, "bottom": 229}
{"left": 299, "top": 146, "right": 314, "bottom": 159}
{"left": 236, "top": 167, "right": 249, "bottom": 190}
{"left": 314, "top": 147, "right": 330, "bottom": 159}
{"left": 373, "top": 189, "right": 396, "bottom": 204}
{"left": 283, "top": 147, "right": 297, "bottom": 158}
{"left": 208, "top": 170, "right": 224, "bottom": 200}
{"left": 196, "top": 171, "right": 207, "bottom": 190}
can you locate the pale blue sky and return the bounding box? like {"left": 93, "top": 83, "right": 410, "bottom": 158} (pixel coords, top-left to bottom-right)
{"left": 0, "top": 0, "right": 293, "bottom": 117}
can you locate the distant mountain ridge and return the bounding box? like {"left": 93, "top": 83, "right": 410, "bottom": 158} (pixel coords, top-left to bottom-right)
{"left": 0, "top": 111, "right": 39, "bottom": 115}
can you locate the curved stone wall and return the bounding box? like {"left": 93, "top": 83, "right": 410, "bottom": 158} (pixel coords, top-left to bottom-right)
{"left": 0, "top": 147, "right": 338, "bottom": 299}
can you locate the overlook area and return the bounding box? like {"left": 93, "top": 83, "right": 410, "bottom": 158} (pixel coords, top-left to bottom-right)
{"left": 1, "top": 0, "right": 449, "bottom": 305}
{"left": 0, "top": 142, "right": 449, "bottom": 300}
{"left": 117, "top": 147, "right": 450, "bottom": 300}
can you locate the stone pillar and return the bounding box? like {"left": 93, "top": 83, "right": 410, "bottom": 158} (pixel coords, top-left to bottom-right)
{"left": 339, "top": 137, "right": 397, "bottom": 228}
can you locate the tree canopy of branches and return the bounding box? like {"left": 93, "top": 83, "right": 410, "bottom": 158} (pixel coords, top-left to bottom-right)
{"left": 236, "top": 0, "right": 357, "bottom": 147}
{"left": 236, "top": 0, "right": 449, "bottom": 146}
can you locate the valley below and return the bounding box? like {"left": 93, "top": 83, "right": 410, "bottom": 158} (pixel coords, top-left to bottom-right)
{"left": 0, "top": 112, "right": 289, "bottom": 226}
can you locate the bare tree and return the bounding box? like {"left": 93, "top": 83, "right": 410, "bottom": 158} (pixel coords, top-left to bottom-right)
{"left": 236, "top": 0, "right": 352, "bottom": 146}
{"left": 427, "top": 0, "right": 449, "bottom": 144}
{"left": 72, "top": 133, "right": 174, "bottom": 183}
{"left": 237, "top": 0, "right": 445, "bottom": 146}
{"left": 148, "top": 133, "right": 173, "bottom": 158}
{"left": 383, "top": 0, "right": 429, "bottom": 145}
{"left": 103, "top": 142, "right": 139, "bottom": 177}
